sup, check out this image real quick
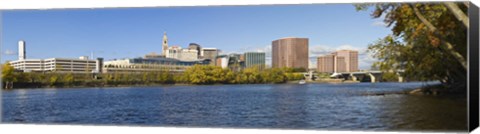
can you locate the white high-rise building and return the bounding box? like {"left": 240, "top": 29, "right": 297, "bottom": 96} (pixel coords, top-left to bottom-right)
{"left": 18, "top": 40, "right": 26, "bottom": 60}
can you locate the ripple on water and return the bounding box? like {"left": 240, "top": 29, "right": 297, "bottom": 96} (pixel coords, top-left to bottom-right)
{"left": 1, "top": 82, "right": 467, "bottom": 131}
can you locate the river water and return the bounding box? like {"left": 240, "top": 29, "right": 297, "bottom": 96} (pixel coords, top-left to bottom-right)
{"left": 1, "top": 82, "right": 467, "bottom": 131}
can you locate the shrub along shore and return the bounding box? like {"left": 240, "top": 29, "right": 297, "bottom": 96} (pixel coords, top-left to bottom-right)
{"left": 2, "top": 64, "right": 305, "bottom": 89}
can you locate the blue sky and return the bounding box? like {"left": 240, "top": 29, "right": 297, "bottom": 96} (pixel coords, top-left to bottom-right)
{"left": 1, "top": 4, "right": 391, "bottom": 69}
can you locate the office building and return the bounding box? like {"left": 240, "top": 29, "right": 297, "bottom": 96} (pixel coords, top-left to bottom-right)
{"left": 202, "top": 48, "right": 219, "bottom": 65}
{"left": 103, "top": 57, "right": 210, "bottom": 73}
{"left": 215, "top": 55, "right": 229, "bottom": 69}
{"left": 43, "top": 58, "right": 97, "bottom": 73}
{"left": 317, "top": 55, "right": 347, "bottom": 73}
{"left": 244, "top": 52, "right": 265, "bottom": 69}
{"left": 332, "top": 50, "right": 358, "bottom": 72}
{"left": 10, "top": 41, "right": 100, "bottom": 73}
{"left": 9, "top": 59, "right": 44, "bottom": 72}
{"left": 336, "top": 56, "right": 347, "bottom": 72}
{"left": 271, "top": 37, "right": 309, "bottom": 69}
{"left": 188, "top": 43, "right": 202, "bottom": 58}
{"left": 317, "top": 55, "right": 335, "bottom": 73}
{"left": 227, "top": 53, "right": 244, "bottom": 71}
{"left": 317, "top": 50, "right": 358, "bottom": 73}
{"left": 214, "top": 54, "right": 247, "bottom": 71}
{"left": 166, "top": 46, "right": 199, "bottom": 61}
{"left": 10, "top": 57, "right": 99, "bottom": 73}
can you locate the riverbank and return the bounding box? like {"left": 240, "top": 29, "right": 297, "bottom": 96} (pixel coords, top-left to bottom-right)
{"left": 408, "top": 84, "right": 466, "bottom": 96}
{"left": 360, "top": 83, "right": 466, "bottom": 96}
{"left": 2, "top": 81, "right": 306, "bottom": 90}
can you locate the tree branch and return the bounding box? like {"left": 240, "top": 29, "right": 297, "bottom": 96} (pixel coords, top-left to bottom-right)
{"left": 445, "top": 2, "right": 469, "bottom": 28}
{"left": 409, "top": 4, "right": 467, "bottom": 69}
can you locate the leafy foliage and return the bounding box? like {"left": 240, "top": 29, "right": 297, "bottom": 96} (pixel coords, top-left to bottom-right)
{"left": 357, "top": 2, "right": 467, "bottom": 90}
{"left": 1, "top": 63, "right": 16, "bottom": 82}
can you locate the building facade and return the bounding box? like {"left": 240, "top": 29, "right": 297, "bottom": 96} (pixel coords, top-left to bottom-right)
{"left": 332, "top": 50, "right": 358, "bottom": 72}
{"left": 103, "top": 57, "right": 210, "bottom": 73}
{"left": 272, "top": 37, "right": 309, "bottom": 69}
{"left": 336, "top": 56, "right": 347, "bottom": 72}
{"left": 188, "top": 43, "right": 202, "bottom": 58}
{"left": 215, "top": 55, "right": 229, "bottom": 69}
{"left": 10, "top": 59, "right": 44, "bottom": 72}
{"left": 317, "top": 55, "right": 335, "bottom": 73}
{"left": 166, "top": 46, "right": 199, "bottom": 61}
{"left": 244, "top": 52, "right": 265, "bottom": 69}
{"left": 10, "top": 57, "right": 98, "bottom": 73}
{"left": 317, "top": 50, "right": 358, "bottom": 73}
{"left": 202, "top": 48, "right": 219, "bottom": 65}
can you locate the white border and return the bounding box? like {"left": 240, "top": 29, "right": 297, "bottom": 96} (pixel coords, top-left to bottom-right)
{"left": 0, "top": 0, "right": 475, "bottom": 10}
{"left": 0, "top": 0, "right": 479, "bottom": 134}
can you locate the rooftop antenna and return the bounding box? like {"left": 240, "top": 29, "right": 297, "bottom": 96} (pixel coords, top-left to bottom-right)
{"left": 91, "top": 51, "right": 94, "bottom": 59}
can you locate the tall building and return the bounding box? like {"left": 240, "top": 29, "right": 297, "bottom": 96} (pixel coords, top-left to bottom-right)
{"left": 317, "top": 55, "right": 335, "bottom": 73}
{"left": 332, "top": 50, "right": 358, "bottom": 72}
{"left": 271, "top": 37, "right": 309, "bottom": 69}
{"left": 336, "top": 56, "right": 347, "bottom": 72}
{"left": 244, "top": 52, "right": 265, "bottom": 69}
{"left": 317, "top": 50, "right": 358, "bottom": 73}
{"left": 18, "top": 40, "right": 26, "bottom": 60}
{"left": 202, "top": 48, "right": 219, "bottom": 65}
{"left": 162, "top": 32, "right": 169, "bottom": 56}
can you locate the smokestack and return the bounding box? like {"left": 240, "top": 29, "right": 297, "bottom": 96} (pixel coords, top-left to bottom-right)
{"left": 18, "top": 40, "right": 26, "bottom": 60}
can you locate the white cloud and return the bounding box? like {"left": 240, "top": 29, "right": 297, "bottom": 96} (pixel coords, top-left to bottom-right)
{"left": 4, "top": 49, "right": 16, "bottom": 55}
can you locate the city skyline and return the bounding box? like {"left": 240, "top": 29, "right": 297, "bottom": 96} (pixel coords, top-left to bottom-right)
{"left": 1, "top": 4, "right": 391, "bottom": 69}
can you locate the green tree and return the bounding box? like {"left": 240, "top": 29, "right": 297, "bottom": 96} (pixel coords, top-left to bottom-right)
{"left": 356, "top": 2, "right": 467, "bottom": 91}
{"left": 49, "top": 75, "right": 59, "bottom": 86}
{"left": 65, "top": 73, "right": 75, "bottom": 86}
{"left": 142, "top": 72, "right": 149, "bottom": 84}
{"left": 2, "top": 63, "right": 16, "bottom": 88}
{"left": 2, "top": 63, "right": 15, "bottom": 81}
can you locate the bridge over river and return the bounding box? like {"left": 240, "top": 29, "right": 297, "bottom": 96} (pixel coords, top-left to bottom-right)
{"left": 304, "top": 70, "right": 405, "bottom": 83}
